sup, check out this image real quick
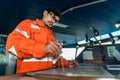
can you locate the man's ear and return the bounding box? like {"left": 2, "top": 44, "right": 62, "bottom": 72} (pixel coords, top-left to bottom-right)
{"left": 43, "top": 10, "right": 48, "bottom": 16}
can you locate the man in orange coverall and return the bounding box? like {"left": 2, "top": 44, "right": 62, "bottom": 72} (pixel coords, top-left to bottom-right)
{"left": 6, "top": 7, "right": 79, "bottom": 74}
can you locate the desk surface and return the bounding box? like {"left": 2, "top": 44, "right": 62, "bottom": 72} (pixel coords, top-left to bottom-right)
{"left": 0, "top": 73, "right": 119, "bottom": 80}
{"left": 28, "top": 66, "right": 114, "bottom": 78}
{"left": 0, "top": 64, "right": 120, "bottom": 80}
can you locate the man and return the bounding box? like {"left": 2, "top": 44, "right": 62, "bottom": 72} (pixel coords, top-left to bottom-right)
{"left": 6, "top": 7, "right": 78, "bottom": 74}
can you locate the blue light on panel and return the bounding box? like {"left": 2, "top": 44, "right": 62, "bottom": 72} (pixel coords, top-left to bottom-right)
{"left": 111, "top": 30, "right": 120, "bottom": 36}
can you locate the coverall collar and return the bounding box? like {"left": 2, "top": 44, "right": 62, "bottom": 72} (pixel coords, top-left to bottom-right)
{"left": 35, "top": 18, "right": 45, "bottom": 27}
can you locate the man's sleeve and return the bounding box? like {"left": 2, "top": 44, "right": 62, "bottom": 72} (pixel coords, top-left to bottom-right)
{"left": 6, "top": 19, "right": 46, "bottom": 58}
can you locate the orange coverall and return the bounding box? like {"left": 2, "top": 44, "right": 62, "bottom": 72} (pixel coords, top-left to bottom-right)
{"left": 6, "top": 18, "right": 68, "bottom": 73}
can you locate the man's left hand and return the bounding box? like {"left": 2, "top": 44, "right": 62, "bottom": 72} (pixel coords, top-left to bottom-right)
{"left": 68, "top": 60, "right": 79, "bottom": 68}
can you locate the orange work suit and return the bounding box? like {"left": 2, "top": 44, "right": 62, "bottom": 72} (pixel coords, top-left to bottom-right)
{"left": 6, "top": 18, "right": 69, "bottom": 73}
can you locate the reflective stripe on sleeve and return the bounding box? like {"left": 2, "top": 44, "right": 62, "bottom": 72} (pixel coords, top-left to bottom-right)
{"left": 23, "top": 57, "right": 53, "bottom": 62}
{"left": 15, "top": 28, "right": 30, "bottom": 38}
{"left": 23, "top": 56, "right": 61, "bottom": 65}
{"left": 52, "top": 56, "right": 62, "bottom": 64}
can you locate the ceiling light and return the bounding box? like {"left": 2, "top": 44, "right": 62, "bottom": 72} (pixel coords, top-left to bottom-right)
{"left": 54, "top": 23, "right": 69, "bottom": 28}
{"left": 115, "top": 22, "right": 120, "bottom": 28}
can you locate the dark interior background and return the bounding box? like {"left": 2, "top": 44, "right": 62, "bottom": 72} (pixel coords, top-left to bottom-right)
{"left": 0, "top": 0, "right": 120, "bottom": 47}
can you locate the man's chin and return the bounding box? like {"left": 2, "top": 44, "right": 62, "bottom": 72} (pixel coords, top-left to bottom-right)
{"left": 46, "top": 25, "right": 52, "bottom": 28}
{"left": 48, "top": 24, "right": 53, "bottom": 28}
{"left": 45, "top": 23, "right": 53, "bottom": 28}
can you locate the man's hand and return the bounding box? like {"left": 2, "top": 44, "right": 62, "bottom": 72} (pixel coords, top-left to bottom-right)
{"left": 68, "top": 60, "right": 79, "bottom": 68}
{"left": 44, "top": 40, "right": 62, "bottom": 57}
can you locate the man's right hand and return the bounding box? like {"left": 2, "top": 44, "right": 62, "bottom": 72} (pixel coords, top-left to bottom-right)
{"left": 44, "top": 40, "right": 62, "bottom": 57}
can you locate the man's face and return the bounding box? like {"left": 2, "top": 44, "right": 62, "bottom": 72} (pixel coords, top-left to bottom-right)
{"left": 43, "top": 11, "right": 60, "bottom": 28}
